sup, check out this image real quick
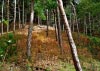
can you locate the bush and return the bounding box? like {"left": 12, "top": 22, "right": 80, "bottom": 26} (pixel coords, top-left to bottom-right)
{"left": 89, "top": 37, "right": 100, "bottom": 46}
{"left": 0, "top": 33, "right": 17, "bottom": 60}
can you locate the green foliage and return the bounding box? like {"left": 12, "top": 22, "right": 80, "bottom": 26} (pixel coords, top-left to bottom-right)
{"left": 0, "top": 33, "right": 16, "bottom": 60}
{"left": 45, "top": 67, "right": 51, "bottom": 71}
{"left": 59, "top": 62, "right": 75, "bottom": 71}
{"left": 65, "top": 5, "right": 72, "bottom": 18}
{"left": 77, "top": 0, "right": 92, "bottom": 18}
{"left": 34, "top": 0, "right": 46, "bottom": 20}
{"left": 45, "top": 0, "right": 57, "bottom": 10}
{"left": 2, "top": 19, "right": 9, "bottom": 25}
{"left": 89, "top": 36, "right": 100, "bottom": 46}
{"left": 34, "top": 0, "right": 57, "bottom": 20}
{"left": 92, "top": 0, "right": 100, "bottom": 3}
{"left": 77, "top": 0, "right": 100, "bottom": 18}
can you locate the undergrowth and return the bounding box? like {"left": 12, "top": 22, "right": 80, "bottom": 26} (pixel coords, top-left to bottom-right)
{"left": 0, "top": 30, "right": 100, "bottom": 71}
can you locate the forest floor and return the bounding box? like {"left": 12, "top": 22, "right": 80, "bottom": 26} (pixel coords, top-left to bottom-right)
{"left": 0, "top": 25, "right": 100, "bottom": 71}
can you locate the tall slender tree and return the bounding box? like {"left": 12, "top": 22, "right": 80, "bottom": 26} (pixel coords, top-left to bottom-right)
{"left": 70, "top": 2, "right": 79, "bottom": 34}
{"left": 13, "top": 0, "right": 16, "bottom": 31}
{"left": 54, "top": 10, "right": 58, "bottom": 41}
{"left": 57, "top": 0, "right": 82, "bottom": 71}
{"left": 1, "top": 0, "right": 4, "bottom": 35}
{"left": 7, "top": 0, "right": 9, "bottom": 32}
{"left": 89, "top": 12, "right": 92, "bottom": 36}
{"left": 46, "top": 9, "right": 49, "bottom": 37}
{"left": 84, "top": 16, "right": 87, "bottom": 35}
{"left": 56, "top": 7, "right": 63, "bottom": 54}
{"left": 22, "top": 0, "right": 25, "bottom": 28}
{"left": 18, "top": 0, "right": 21, "bottom": 29}
{"left": 27, "top": 0, "right": 34, "bottom": 59}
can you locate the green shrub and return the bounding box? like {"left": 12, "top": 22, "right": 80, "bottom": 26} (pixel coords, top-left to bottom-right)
{"left": 89, "top": 36, "right": 100, "bottom": 46}
{"left": 0, "top": 33, "right": 17, "bottom": 60}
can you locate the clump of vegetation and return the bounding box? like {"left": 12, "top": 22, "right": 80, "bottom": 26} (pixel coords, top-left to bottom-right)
{"left": 0, "top": 33, "right": 17, "bottom": 61}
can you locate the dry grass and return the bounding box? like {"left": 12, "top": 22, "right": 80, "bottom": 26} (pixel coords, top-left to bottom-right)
{"left": 1, "top": 29, "right": 100, "bottom": 71}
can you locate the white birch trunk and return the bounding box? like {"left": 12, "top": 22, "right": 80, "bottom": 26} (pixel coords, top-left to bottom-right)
{"left": 7, "top": 0, "right": 9, "bottom": 32}
{"left": 27, "top": 0, "right": 34, "bottom": 58}
{"left": 1, "top": 0, "right": 4, "bottom": 35}
{"left": 57, "top": 0, "right": 82, "bottom": 71}
{"left": 22, "top": 0, "right": 25, "bottom": 28}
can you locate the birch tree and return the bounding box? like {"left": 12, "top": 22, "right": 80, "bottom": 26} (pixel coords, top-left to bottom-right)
{"left": 57, "top": 0, "right": 82, "bottom": 71}
{"left": 70, "top": 2, "right": 79, "bottom": 34}
{"left": 7, "top": 0, "right": 9, "bottom": 32}
{"left": 27, "top": 0, "right": 34, "bottom": 59}
{"left": 1, "top": 0, "right": 4, "bottom": 35}
{"left": 22, "top": 0, "right": 25, "bottom": 28}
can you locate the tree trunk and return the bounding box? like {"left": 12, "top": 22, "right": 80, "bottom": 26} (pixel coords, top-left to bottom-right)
{"left": 38, "top": 16, "right": 40, "bottom": 25}
{"left": 46, "top": 9, "right": 49, "bottom": 37}
{"left": 89, "top": 12, "right": 92, "bottom": 36}
{"left": 54, "top": 10, "right": 58, "bottom": 41}
{"left": 22, "top": 0, "right": 25, "bottom": 28}
{"left": 72, "top": 14, "right": 75, "bottom": 32}
{"left": 25, "top": 12, "right": 27, "bottom": 26}
{"left": 84, "top": 16, "right": 85, "bottom": 34}
{"left": 69, "top": 13, "right": 72, "bottom": 30}
{"left": 57, "top": 0, "right": 82, "bottom": 71}
{"left": 92, "top": 16, "right": 94, "bottom": 34}
{"left": 18, "top": 0, "right": 21, "bottom": 29}
{"left": 27, "top": 0, "right": 34, "bottom": 59}
{"left": 70, "top": 2, "right": 80, "bottom": 34}
{"left": 7, "top": 0, "right": 9, "bottom": 32}
{"left": 13, "top": 0, "right": 16, "bottom": 31}
{"left": 1, "top": 0, "right": 4, "bottom": 35}
{"left": 56, "top": 7, "right": 63, "bottom": 54}
{"left": 84, "top": 16, "right": 87, "bottom": 35}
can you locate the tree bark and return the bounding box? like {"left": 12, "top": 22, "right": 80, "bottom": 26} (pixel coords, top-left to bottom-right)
{"left": 22, "top": 0, "right": 25, "bottom": 28}
{"left": 38, "top": 16, "right": 40, "bottom": 25}
{"left": 69, "top": 13, "right": 72, "bottom": 30}
{"left": 89, "top": 12, "right": 92, "bottom": 36}
{"left": 18, "top": 0, "right": 21, "bottom": 29}
{"left": 57, "top": 0, "right": 82, "bottom": 71}
{"left": 56, "top": 7, "right": 63, "bottom": 54}
{"left": 46, "top": 9, "right": 49, "bottom": 37}
{"left": 92, "top": 16, "right": 94, "bottom": 34}
{"left": 13, "top": 0, "right": 16, "bottom": 31}
{"left": 27, "top": 0, "right": 34, "bottom": 59}
{"left": 1, "top": 0, "right": 4, "bottom": 35}
{"left": 72, "top": 14, "right": 75, "bottom": 32}
{"left": 25, "top": 12, "right": 27, "bottom": 26}
{"left": 7, "top": 0, "right": 9, "bottom": 32}
{"left": 54, "top": 10, "right": 58, "bottom": 41}
{"left": 84, "top": 16, "right": 87, "bottom": 35}
{"left": 70, "top": 2, "right": 80, "bottom": 34}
